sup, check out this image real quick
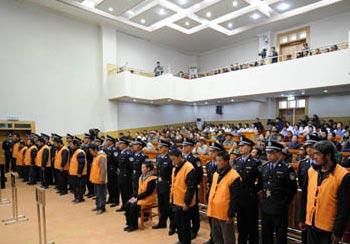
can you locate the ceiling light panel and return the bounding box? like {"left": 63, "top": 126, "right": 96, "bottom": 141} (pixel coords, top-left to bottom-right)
{"left": 96, "top": 0, "right": 145, "bottom": 16}
{"left": 218, "top": 11, "right": 268, "bottom": 30}
{"left": 174, "top": 17, "right": 202, "bottom": 29}
{"left": 195, "top": 0, "right": 249, "bottom": 20}
{"left": 167, "top": 0, "right": 203, "bottom": 8}
{"left": 130, "top": 5, "right": 176, "bottom": 26}
{"left": 270, "top": 0, "right": 322, "bottom": 13}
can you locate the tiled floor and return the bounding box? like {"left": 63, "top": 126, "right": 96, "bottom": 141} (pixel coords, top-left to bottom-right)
{"left": 0, "top": 174, "right": 210, "bottom": 244}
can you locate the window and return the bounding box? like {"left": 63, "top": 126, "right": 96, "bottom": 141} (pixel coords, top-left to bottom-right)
{"left": 299, "top": 31, "right": 307, "bottom": 39}
{"left": 288, "top": 100, "right": 296, "bottom": 108}
{"left": 279, "top": 101, "right": 287, "bottom": 109}
{"left": 297, "top": 99, "right": 306, "bottom": 108}
{"left": 289, "top": 34, "right": 297, "bottom": 42}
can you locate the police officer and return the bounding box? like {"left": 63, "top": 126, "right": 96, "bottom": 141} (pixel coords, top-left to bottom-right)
{"left": 82, "top": 133, "right": 94, "bottom": 198}
{"left": 104, "top": 135, "right": 119, "bottom": 207}
{"left": 299, "top": 141, "right": 350, "bottom": 244}
{"left": 152, "top": 139, "right": 175, "bottom": 234}
{"left": 116, "top": 137, "right": 133, "bottom": 212}
{"left": 259, "top": 141, "right": 297, "bottom": 244}
{"left": 170, "top": 148, "right": 197, "bottom": 244}
{"left": 182, "top": 138, "right": 203, "bottom": 240}
{"left": 131, "top": 138, "right": 147, "bottom": 195}
{"left": 234, "top": 136, "right": 262, "bottom": 244}
{"left": 204, "top": 142, "right": 225, "bottom": 244}
{"left": 2, "top": 133, "right": 13, "bottom": 174}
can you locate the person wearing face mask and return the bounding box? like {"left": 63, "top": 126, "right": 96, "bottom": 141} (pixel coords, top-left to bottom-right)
{"left": 259, "top": 141, "right": 297, "bottom": 244}
{"left": 299, "top": 141, "right": 350, "bottom": 244}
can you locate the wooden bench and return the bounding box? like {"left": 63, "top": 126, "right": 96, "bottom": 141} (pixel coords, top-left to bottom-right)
{"left": 139, "top": 203, "right": 159, "bottom": 230}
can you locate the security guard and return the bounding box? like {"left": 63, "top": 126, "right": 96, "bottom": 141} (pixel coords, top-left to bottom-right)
{"left": 204, "top": 142, "right": 225, "bottom": 244}
{"left": 259, "top": 141, "right": 297, "bottom": 244}
{"left": 69, "top": 137, "right": 87, "bottom": 203}
{"left": 82, "top": 133, "right": 94, "bottom": 198}
{"left": 207, "top": 151, "right": 241, "bottom": 244}
{"left": 297, "top": 134, "right": 321, "bottom": 188}
{"left": 170, "top": 148, "right": 196, "bottom": 244}
{"left": 116, "top": 137, "right": 133, "bottom": 212}
{"left": 152, "top": 139, "right": 175, "bottom": 234}
{"left": 26, "top": 135, "right": 38, "bottom": 185}
{"left": 131, "top": 138, "right": 147, "bottom": 195}
{"left": 104, "top": 135, "right": 119, "bottom": 207}
{"left": 182, "top": 138, "right": 203, "bottom": 240}
{"left": 299, "top": 141, "right": 350, "bottom": 244}
{"left": 53, "top": 135, "right": 69, "bottom": 195}
{"left": 234, "top": 136, "right": 262, "bottom": 244}
{"left": 36, "top": 136, "right": 51, "bottom": 189}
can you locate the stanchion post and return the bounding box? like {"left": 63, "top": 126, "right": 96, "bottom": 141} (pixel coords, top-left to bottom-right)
{"left": 36, "top": 186, "right": 54, "bottom": 244}
{"left": 2, "top": 172, "right": 28, "bottom": 225}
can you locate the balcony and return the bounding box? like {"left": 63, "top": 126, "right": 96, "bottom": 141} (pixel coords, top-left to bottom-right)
{"left": 107, "top": 46, "right": 350, "bottom": 103}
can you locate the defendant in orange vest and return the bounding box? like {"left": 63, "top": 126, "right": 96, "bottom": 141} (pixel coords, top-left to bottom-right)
{"left": 207, "top": 150, "right": 241, "bottom": 244}
{"left": 170, "top": 148, "right": 197, "bottom": 244}
{"left": 124, "top": 160, "right": 157, "bottom": 232}
{"left": 89, "top": 144, "right": 107, "bottom": 215}
{"left": 299, "top": 140, "right": 350, "bottom": 244}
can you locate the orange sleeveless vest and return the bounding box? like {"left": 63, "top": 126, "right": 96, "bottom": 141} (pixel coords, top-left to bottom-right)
{"left": 54, "top": 146, "right": 69, "bottom": 170}
{"left": 171, "top": 161, "right": 196, "bottom": 207}
{"left": 16, "top": 146, "right": 27, "bottom": 166}
{"left": 35, "top": 145, "right": 51, "bottom": 167}
{"left": 137, "top": 175, "right": 157, "bottom": 206}
{"left": 305, "top": 164, "right": 349, "bottom": 232}
{"left": 69, "top": 149, "right": 87, "bottom": 176}
{"left": 207, "top": 169, "right": 240, "bottom": 221}
{"left": 90, "top": 153, "right": 107, "bottom": 184}
{"left": 24, "top": 145, "right": 37, "bottom": 166}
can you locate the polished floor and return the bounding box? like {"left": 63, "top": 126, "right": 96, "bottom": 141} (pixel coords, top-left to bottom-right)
{"left": 0, "top": 174, "right": 210, "bottom": 244}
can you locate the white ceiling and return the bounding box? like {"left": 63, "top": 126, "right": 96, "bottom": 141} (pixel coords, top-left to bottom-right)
{"left": 31, "top": 0, "right": 350, "bottom": 54}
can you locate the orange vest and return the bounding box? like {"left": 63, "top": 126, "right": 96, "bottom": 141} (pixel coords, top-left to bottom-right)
{"left": 171, "top": 161, "right": 196, "bottom": 207}
{"left": 23, "top": 145, "right": 37, "bottom": 166}
{"left": 90, "top": 153, "right": 107, "bottom": 184}
{"left": 35, "top": 145, "right": 51, "bottom": 167}
{"left": 305, "top": 164, "right": 349, "bottom": 232}
{"left": 207, "top": 169, "right": 240, "bottom": 221}
{"left": 54, "top": 146, "right": 70, "bottom": 170}
{"left": 69, "top": 149, "right": 87, "bottom": 176}
{"left": 16, "top": 146, "right": 27, "bottom": 166}
{"left": 137, "top": 175, "right": 157, "bottom": 206}
{"left": 12, "top": 142, "right": 20, "bottom": 158}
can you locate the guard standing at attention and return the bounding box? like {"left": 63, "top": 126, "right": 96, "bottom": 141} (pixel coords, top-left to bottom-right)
{"left": 152, "top": 139, "right": 175, "bottom": 235}
{"left": 36, "top": 136, "right": 50, "bottom": 189}
{"left": 104, "top": 135, "right": 119, "bottom": 207}
{"left": 53, "top": 134, "right": 70, "bottom": 195}
{"left": 259, "top": 141, "right": 297, "bottom": 244}
{"left": 131, "top": 138, "right": 147, "bottom": 195}
{"left": 234, "top": 136, "right": 262, "bottom": 244}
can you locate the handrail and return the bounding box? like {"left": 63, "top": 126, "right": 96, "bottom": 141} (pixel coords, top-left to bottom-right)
{"left": 111, "top": 41, "right": 349, "bottom": 79}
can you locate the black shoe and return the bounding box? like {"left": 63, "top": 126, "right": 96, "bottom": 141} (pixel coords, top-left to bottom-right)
{"left": 106, "top": 200, "right": 113, "bottom": 204}
{"left": 92, "top": 197, "right": 96, "bottom": 200}
{"left": 152, "top": 224, "right": 166, "bottom": 229}
{"left": 72, "top": 199, "right": 78, "bottom": 203}
{"left": 60, "top": 192, "right": 68, "bottom": 196}
{"left": 204, "top": 239, "right": 214, "bottom": 244}
{"left": 56, "top": 190, "right": 61, "bottom": 193}
{"left": 124, "top": 226, "right": 130, "bottom": 231}
{"left": 96, "top": 209, "right": 106, "bottom": 215}
{"left": 110, "top": 203, "right": 118, "bottom": 208}
{"left": 27, "top": 182, "right": 36, "bottom": 185}
{"left": 168, "top": 229, "right": 176, "bottom": 236}
{"left": 91, "top": 208, "right": 99, "bottom": 212}
{"left": 87, "top": 194, "right": 94, "bottom": 198}
{"left": 116, "top": 207, "right": 125, "bottom": 212}
{"left": 127, "top": 227, "right": 138, "bottom": 232}
{"left": 191, "top": 232, "right": 197, "bottom": 240}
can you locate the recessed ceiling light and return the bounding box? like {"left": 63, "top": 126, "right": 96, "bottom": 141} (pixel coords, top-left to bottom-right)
{"left": 217, "top": 101, "right": 221, "bottom": 103}
{"left": 141, "top": 18, "right": 146, "bottom": 24}
{"left": 323, "top": 89, "right": 328, "bottom": 93}
{"left": 108, "top": 7, "right": 114, "bottom": 12}
{"left": 301, "top": 90, "right": 305, "bottom": 95}
{"left": 158, "top": 8, "right": 166, "bottom": 16}
{"left": 251, "top": 13, "right": 261, "bottom": 20}
{"left": 280, "top": 94, "right": 285, "bottom": 97}
{"left": 81, "top": 1, "right": 95, "bottom": 8}
{"left": 185, "top": 21, "right": 190, "bottom": 26}
{"left": 232, "top": 1, "right": 238, "bottom": 7}
{"left": 193, "top": 103, "right": 197, "bottom": 106}
{"left": 178, "top": 0, "right": 188, "bottom": 5}
{"left": 206, "top": 12, "right": 212, "bottom": 18}
{"left": 231, "top": 99, "right": 235, "bottom": 102}
{"left": 227, "top": 22, "right": 233, "bottom": 28}
{"left": 276, "top": 2, "right": 290, "bottom": 11}
{"left": 205, "top": 101, "right": 208, "bottom": 105}
{"left": 133, "top": 99, "right": 137, "bottom": 102}
{"left": 127, "top": 10, "right": 134, "bottom": 16}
